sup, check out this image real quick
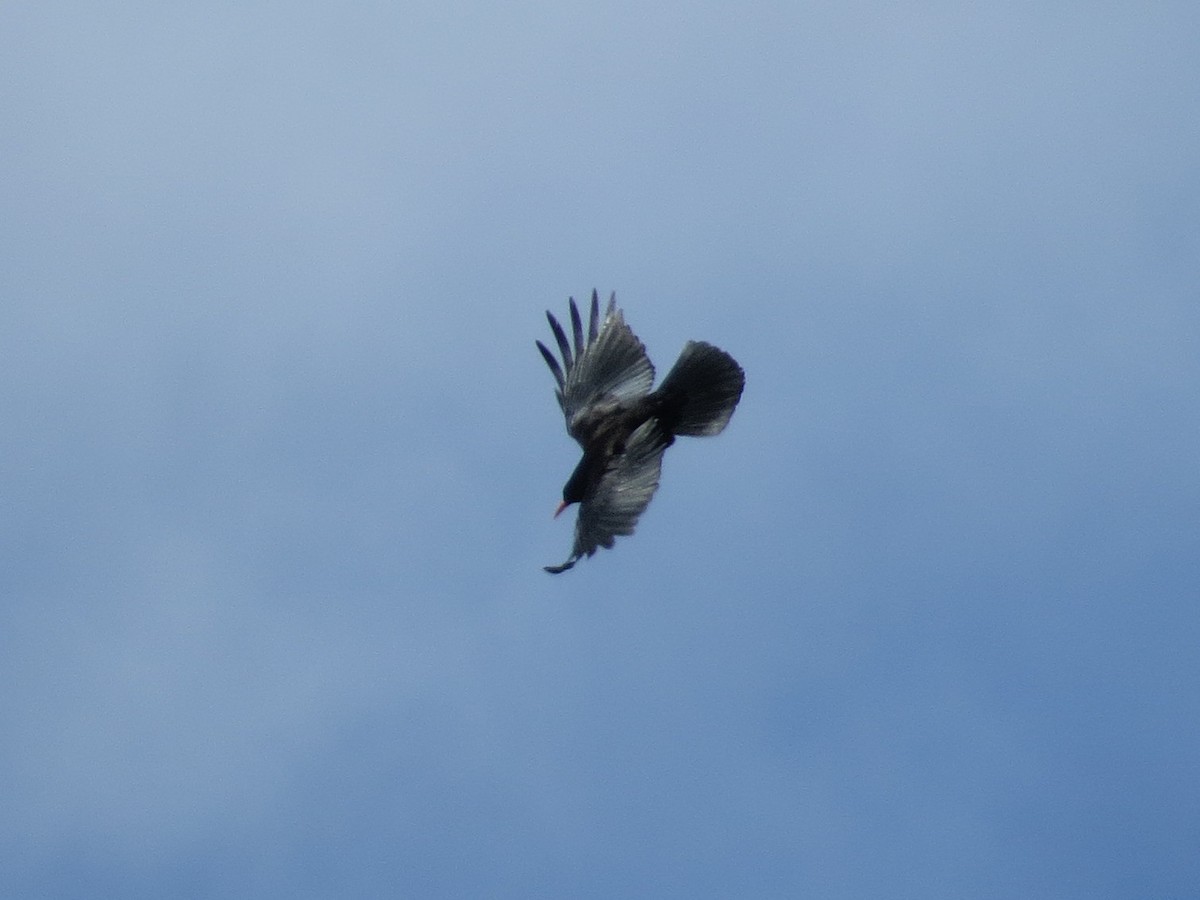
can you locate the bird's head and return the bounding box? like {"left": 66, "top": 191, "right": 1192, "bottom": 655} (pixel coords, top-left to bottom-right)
{"left": 555, "top": 467, "right": 589, "bottom": 517}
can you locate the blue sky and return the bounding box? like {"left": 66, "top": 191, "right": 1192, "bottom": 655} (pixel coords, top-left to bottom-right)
{"left": 3, "top": 2, "right": 1198, "bottom": 897}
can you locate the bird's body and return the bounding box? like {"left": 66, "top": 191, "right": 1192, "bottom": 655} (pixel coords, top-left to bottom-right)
{"left": 537, "top": 291, "right": 744, "bottom": 573}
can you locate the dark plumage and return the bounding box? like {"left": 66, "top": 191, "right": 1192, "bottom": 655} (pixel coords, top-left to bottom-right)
{"left": 536, "top": 290, "right": 745, "bottom": 573}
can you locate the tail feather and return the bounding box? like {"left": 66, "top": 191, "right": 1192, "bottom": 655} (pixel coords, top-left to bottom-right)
{"left": 655, "top": 341, "right": 744, "bottom": 436}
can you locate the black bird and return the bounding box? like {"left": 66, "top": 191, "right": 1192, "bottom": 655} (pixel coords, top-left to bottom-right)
{"left": 537, "top": 291, "right": 744, "bottom": 573}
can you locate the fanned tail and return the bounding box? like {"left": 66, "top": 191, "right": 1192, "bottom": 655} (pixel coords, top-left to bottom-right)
{"left": 654, "top": 341, "right": 745, "bottom": 437}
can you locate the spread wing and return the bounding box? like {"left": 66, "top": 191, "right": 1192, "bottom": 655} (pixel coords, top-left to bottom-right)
{"left": 536, "top": 291, "right": 655, "bottom": 444}
{"left": 544, "top": 420, "right": 668, "bottom": 574}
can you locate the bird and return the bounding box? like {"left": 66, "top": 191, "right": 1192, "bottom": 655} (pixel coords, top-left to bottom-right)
{"left": 536, "top": 290, "right": 744, "bottom": 573}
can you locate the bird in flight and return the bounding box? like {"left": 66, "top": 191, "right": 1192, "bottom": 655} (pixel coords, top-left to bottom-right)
{"left": 536, "top": 291, "right": 744, "bottom": 573}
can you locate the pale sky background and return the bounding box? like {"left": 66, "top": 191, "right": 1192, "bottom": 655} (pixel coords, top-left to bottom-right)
{"left": 3, "top": 3, "right": 1198, "bottom": 898}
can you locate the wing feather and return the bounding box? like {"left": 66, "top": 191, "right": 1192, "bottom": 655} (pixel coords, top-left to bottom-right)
{"left": 547, "top": 310, "right": 573, "bottom": 371}
{"left": 536, "top": 340, "right": 565, "bottom": 392}
{"left": 587, "top": 290, "right": 600, "bottom": 343}
{"left": 569, "top": 297, "right": 584, "bottom": 357}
